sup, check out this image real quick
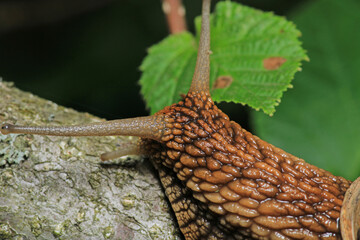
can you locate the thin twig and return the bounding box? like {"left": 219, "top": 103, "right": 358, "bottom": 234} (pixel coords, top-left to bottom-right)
{"left": 162, "top": 0, "right": 187, "bottom": 34}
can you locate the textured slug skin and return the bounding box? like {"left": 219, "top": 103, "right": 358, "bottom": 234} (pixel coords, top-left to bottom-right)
{"left": 145, "top": 91, "right": 351, "bottom": 240}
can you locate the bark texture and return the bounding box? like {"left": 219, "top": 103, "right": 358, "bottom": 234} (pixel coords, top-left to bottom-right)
{"left": 0, "top": 80, "right": 182, "bottom": 240}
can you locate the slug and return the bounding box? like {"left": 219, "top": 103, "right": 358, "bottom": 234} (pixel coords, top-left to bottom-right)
{"left": 1, "top": 0, "right": 358, "bottom": 239}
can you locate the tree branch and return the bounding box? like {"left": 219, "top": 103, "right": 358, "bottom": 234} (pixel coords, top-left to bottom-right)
{"left": 0, "top": 81, "right": 181, "bottom": 239}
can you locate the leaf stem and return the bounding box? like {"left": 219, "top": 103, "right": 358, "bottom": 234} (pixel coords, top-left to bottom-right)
{"left": 162, "top": 0, "right": 187, "bottom": 34}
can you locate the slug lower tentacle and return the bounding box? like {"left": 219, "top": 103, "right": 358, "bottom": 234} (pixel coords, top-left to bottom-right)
{"left": 0, "top": 0, "right": 358, "bottom": 239}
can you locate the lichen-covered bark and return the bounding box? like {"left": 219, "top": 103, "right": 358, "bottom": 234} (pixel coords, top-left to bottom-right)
{"left": 0, "top": 81, "right": 182, "bottom": 240}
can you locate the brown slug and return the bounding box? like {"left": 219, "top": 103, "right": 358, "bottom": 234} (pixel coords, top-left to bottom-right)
{"left": 1, "top": 0, "right": 359, "bottom": 239}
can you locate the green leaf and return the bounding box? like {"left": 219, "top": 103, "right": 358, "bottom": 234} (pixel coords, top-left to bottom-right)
{"left": 252, "top": 0, "right": 360, "bottom": 180}
{"left": 140, "top": 1, "right": 308, "bottom": 115}
{"left": 140, "top": 33, "right": 197, "bottom": 113}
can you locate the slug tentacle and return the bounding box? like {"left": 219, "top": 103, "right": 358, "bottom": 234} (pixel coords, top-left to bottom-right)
{"left": 100, "top": 138, "right": 144, "bottom": 161}
{"left": 0, "top": 115, "right": 166, "bottom": 141}
{"left": 189, "top": 0, "right": 211, "bottom": 94}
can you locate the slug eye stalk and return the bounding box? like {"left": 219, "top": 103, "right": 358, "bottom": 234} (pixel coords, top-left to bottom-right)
{"left": 1, "top": 116, "right": 165, "bottom": 139}
{"left": 189, "top": 0, "right": 211, "bottom": 94}
{"left": 0, "top": 116, "right": 167, "bottom": 160}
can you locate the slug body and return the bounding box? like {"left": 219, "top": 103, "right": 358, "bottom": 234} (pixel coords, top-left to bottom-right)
{"left": 146, "top": 90, "right": 351, "bottom": 239}
{"left": 0, "top": 0, "right": 356, "bottom": 239}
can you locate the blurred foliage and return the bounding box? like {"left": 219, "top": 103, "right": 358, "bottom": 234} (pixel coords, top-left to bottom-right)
{"left": 253, "top": 0, "right": 360, "bottom": 180}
